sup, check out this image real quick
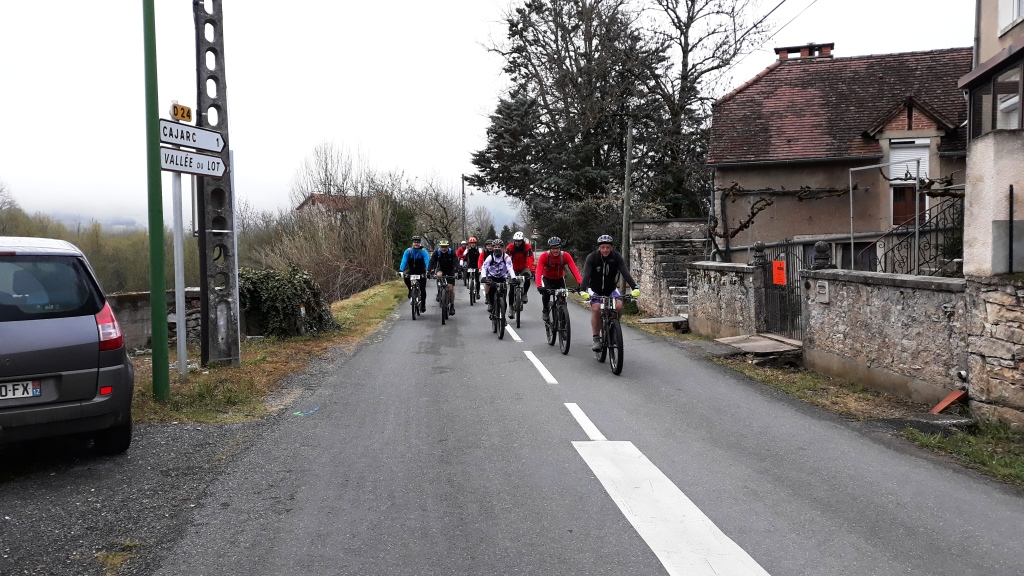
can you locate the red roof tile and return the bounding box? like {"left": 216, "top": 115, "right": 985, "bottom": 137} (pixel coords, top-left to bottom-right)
{"left": 708, "top": 47, "right": 973, "bottom": 165}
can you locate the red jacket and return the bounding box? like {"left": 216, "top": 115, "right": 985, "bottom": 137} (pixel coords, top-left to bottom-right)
{"left": 505, "top": 241, "right": 535, "bottom": 273}
{"left": 535, "top": 250, "right": 582, "bottom": 287}
{"left": 455, "top": 246, "right": 466, "bottom": 260}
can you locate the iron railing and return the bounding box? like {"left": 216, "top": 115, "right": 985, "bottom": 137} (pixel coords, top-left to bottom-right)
{"left": 865, "top": 197, "right": 964, "bottom": 277}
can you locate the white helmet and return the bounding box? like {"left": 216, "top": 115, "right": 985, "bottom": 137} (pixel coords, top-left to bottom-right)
{"left": 512, "top": 231, "right": 525, "bottom": 241}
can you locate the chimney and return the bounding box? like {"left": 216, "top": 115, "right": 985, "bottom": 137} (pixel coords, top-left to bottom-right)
{"left": 774, "top": 42, "right": 835, "bottom": 61}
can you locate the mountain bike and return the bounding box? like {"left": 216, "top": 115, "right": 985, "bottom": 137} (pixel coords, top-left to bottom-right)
{"left": 466, "top": 268, "right": 478, "bottom": 306}
{"left": 486, "top": 277, "right": 513, "bottom": 340}
{"left": 590, "top": 294, "right": 634, "bottom": 375}
{"left": 436, "top": 275, "right": 450, "bottom": 325}
{"left": 509, "top": 273, "right": 528, "bottom": 328}
{"left": 541, "top": 287, "right": 575, "bottom": 355}
{"left": 409, "top": 274, "right": 422, "bottom": 320}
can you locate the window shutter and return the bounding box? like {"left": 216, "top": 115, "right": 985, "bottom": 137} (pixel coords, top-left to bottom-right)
{"left": 889, "top": 145, "right": 929, "bottom": 181}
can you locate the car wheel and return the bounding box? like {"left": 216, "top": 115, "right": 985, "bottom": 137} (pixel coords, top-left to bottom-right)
{"left": 93, "top": 418, "right": 132, "bottom": 455}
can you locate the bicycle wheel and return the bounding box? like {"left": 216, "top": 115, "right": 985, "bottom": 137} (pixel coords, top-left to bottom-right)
{"left": 469, "top": 279, "right": 476, "bottom": 305}
{"left": 545, "top": 306, "right": 556, "bottom": 346}
{"left": 596, "top": 323, "right": 607, "bottom": 363}
{"left": 441, "top": 290, "right": 448, "bottom": 325}
{"left": 411, "top": 288, "right": 419, "bottom": 320}
{"left": 608, "top": 319, "right": 624, "bottom": 375}
{"left": 515, "top": 300, "right": 521, "bottom": 329}
{"left": 497, "top": 294, "right": 506, "bottom": 340}
{"left": 558, "top": 306, "right": 571, "bottom": 355}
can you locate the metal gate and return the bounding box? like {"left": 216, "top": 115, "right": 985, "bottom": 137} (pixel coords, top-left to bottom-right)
{"left": 763, "top": 245, "right": 804, "bottom": 341}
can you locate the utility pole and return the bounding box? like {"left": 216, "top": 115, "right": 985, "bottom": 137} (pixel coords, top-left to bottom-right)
{"left": 461, "top": 175, "right": 467, "bottom": 240}
{"left": 621, "top": 118, "right": 633, "bottom": 270}
{"left": 193, "top": 0, "right": 240, "bottom": 367}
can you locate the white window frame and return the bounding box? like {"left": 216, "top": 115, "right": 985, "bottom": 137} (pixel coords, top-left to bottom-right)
{"left": 1000, "top": 0, "right": 1024, "bottom": 34}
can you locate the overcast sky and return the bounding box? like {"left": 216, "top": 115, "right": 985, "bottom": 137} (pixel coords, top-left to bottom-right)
{"left": 0, "top": 0, "right": 975, "bottom": 230}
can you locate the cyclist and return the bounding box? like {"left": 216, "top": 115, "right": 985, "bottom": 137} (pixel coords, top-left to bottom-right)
{"left": 399, "top": 235, "right": 430, "bottom": 313}
{"left": 481, "top": 242, "right": 515, "bottom": 313}
{"left": 462, "top": 237, "right": 483, "bottom": 298}
{"left": 535, "top": 236, "right": 582, "bottom": 323}
{"left": 428, "top": 239, "right": 458, "bottom": 316}
{"left": 505, "top": 231, "right": 535, "bottom": 318}
{"left": 455, "top": 240, "right": 468, "bottom": 279}
{"left": 579, "top": 234, "right": 640, "bottom": 352}
{"left": 478, "top": 239, "right": 495, "bottom": 270}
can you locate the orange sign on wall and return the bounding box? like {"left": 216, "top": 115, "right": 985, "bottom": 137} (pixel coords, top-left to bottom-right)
{"left": 772, "top": 260, "right": 787, "bottom": 285}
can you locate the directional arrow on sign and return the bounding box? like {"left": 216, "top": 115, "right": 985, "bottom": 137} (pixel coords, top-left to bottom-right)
{"left": 159, "top": 119, "right": 225, "bottom": 153}
{"left": 160, "top": 147, "right": 226, "bottom": 177}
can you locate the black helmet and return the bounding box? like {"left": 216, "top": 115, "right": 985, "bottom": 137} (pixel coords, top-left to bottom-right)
{"left": 547, "top": 236, "right": 562, "bottom": 247}
{"left": 411, "top": 235, "right": 421, "bottom": 243}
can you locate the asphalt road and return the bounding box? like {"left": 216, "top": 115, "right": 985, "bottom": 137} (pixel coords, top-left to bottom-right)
{"left": 152, "top": 285, "right": 1023, "bottom": 576}
{"left": 2, "top": 283, "right": 1023, "bottom": 575}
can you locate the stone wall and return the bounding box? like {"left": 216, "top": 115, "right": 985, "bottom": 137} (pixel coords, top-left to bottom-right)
{"left": 686, "top": 262, "right": 765, "bottom": 338}
{"left": 107, "top": 289, "right": 202, "bottom": 351}
{"left": 801, "top": 269, "right": 968, "bottom": 406}
{"left": 629, "top": 219, "right": 707, "bottom": 317}
{"left": 965, "top": 276, "right": 1024, "bottom": 426}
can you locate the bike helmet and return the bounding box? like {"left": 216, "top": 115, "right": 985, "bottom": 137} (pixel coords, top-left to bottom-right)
{"left": 513, "top": 231, "right": 525, "bottom": 241}
{"left": 484, "top": 238, "right": 493, "bottom": 246}
{"left": 469, "top": 236, "right": 478, "bottom": 243}
{"left": 597, "top": 234, "right": 613, "bottom": 245}
{"left": 439, "top": 239, "right": 450, "bottom": 247}
{"left": 460, "top": 240, "right": 467, "bottom": 245}
{"left": 411, "top": 235, "right": 422, "bottom": 243}
{"left": 548, "top": 236, "right": 562, "bottom": 247}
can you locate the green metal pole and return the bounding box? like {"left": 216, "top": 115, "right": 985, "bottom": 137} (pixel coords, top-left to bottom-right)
{"left": 142, "top": 0, "right": 169, "bottom": 401}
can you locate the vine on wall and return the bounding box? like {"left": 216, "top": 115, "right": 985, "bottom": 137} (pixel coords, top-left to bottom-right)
{"left": 239, "top": 266, "right": 338, "bottom": 339}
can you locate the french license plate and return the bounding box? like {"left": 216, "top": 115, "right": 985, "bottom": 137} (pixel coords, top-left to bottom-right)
{"left": 0, "top": 381, "right": 41, "bottom": 400}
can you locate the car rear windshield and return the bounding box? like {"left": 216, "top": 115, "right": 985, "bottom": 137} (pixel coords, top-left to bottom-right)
{"left": 0, "top": 256, "right": 103, "bottom": 322}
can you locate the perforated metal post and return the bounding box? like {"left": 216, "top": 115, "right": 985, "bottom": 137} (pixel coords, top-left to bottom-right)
{"left": 193, "top": 0, "right": 240, "bottom": 366}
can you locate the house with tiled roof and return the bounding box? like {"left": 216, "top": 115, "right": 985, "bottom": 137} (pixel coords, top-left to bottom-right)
{"left": 708, "top": 43, "right": 972, "bottom": 271}
{"left": 295, "top": 193, "right": 367, "bottom": 214}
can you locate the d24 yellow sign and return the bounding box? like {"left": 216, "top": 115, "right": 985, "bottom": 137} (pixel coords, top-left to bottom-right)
{"left": 170, "top": 103, "right": 193, "bottom": 123}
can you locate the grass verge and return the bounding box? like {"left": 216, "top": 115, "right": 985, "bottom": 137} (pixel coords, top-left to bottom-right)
{"left": 131, "top": 280, "right": 407, "bottom": 424}
{"left": 623, "top": 310, "right": 1024, "bottom": 487}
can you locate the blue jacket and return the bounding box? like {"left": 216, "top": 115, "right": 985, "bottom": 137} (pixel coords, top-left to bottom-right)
{"left": 400, "top": 247, "right": 430, "bottom": 274}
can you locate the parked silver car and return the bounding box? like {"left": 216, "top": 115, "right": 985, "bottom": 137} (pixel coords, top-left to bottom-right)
{"left": 0, "top": 236, "right": 134, "bottom": 454}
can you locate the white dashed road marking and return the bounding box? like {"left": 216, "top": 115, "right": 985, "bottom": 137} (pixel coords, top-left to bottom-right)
{"left": 506, "top": 326, "right": 522, "bottom": 342}
{"left": 523, "top": 351, "right": 557, "bottom": 384}
{"left": 564, "top": 402, "right": 606, "bottom": 441}
{"left": 567, "top": 405, "right": 771, "bottom": 576}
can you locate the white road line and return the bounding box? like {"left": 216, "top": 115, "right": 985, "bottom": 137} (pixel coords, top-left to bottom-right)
{"left": 574, "top": 441, "right": 771, "bottom": 576}
{"left": 523, "top": 351, "right": 558, "bottom": 384}
{"left": 506, "top": 326, "right": 522, "bottom": 342}
{"left": 564, "top": 403, "right": 607, "bottom": 441}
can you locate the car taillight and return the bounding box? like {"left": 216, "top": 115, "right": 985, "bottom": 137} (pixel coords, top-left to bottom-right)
{"left": 96, "top": 302, "right": 124, "bottom": 351}
{"left": 100, "top": 386, "right": 113, "bottom": 396}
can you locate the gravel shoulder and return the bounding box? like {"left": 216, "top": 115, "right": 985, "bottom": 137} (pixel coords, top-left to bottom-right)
{"left": 0, "top": 323, "right": 384, "bottom": 576}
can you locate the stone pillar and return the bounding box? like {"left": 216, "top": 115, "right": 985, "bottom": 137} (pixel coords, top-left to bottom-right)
{"left": 811, "top": 241, "right": 837, "bottom": 270}
{"left": 749, "top": 241, "right": 768, "bottom": 267}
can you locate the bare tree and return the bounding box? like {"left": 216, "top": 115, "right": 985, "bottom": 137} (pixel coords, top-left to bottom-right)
{"left": 645, "top": 0, "right": 772, "bottom": 111}
{"left": 404, "top": 178, "right": 462, "bottom": 245}
{"left": 467, "top": 205, "right": 495, "bottom": 239}
{"left": 289, "top": 141, "right": 359, "bottom": 207}
{"left": 0, "top": 180, "right": 15, "bottom": 212}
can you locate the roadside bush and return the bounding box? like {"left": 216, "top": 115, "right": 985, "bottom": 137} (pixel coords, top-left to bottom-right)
{"left": 238, "top": 266, "right": 337, "bottom": 339}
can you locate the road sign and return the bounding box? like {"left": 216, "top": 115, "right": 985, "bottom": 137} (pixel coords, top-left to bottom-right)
{"left": 170, "top": 103, "right": 193, "bottom": 122}
{"left": 159, "top": 119, "right": 224, "bottom": 153}
{"left": 160, "top": 147, "right": 226, "bottom": 177}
